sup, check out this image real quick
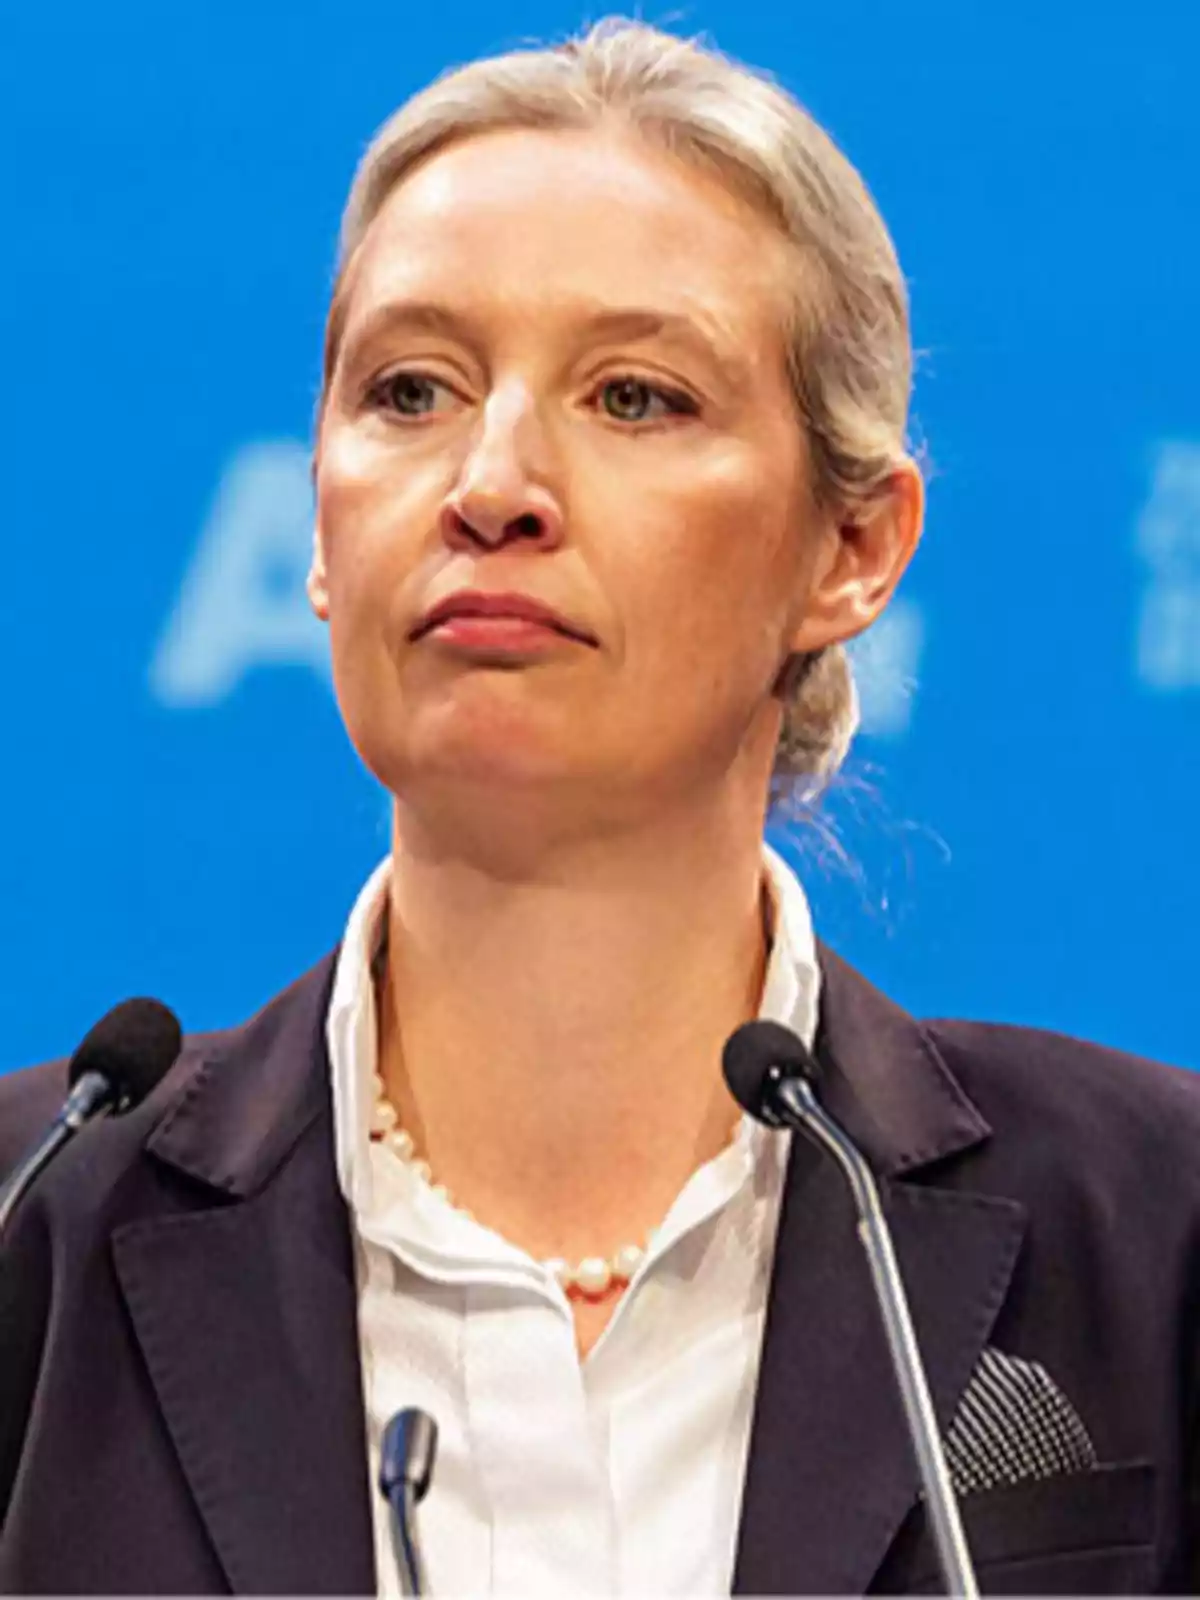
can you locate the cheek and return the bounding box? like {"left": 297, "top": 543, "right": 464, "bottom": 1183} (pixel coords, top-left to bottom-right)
{"left": 315, "top": 427, "right": 432, "bottom": 625}
{"left": 610, "top": 460, "right": 800, "bottom": 701}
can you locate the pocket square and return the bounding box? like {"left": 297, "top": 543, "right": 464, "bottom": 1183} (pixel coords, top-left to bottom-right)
{"left": 944, "top": 1346, "right": 1098, "bottom": 1495}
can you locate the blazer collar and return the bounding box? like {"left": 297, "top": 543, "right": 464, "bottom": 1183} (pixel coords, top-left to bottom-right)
{"left": 138, "top": 939, "right": 987, "bottom": 1195}
{"left": 811, "top": 940, "right": 992, "bottom": 1175}
{"left": 143, "top": 952, "right": 340, "bottom": 1198}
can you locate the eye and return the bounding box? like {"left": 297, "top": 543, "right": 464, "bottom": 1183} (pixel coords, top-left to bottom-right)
{"left": 597, "top": 376, "right": 698, "bottom": 424}
{"left": 367, "top": 370, "right": 452, "bottom": 417}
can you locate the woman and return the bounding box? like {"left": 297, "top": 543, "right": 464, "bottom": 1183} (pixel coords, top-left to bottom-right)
{"left": 2, "top": 17, "right": 1199, "bottom": 1596}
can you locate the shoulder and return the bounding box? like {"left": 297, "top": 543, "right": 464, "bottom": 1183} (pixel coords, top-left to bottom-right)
{"left": 0, "top": 950, "right": 339, "bottom": 1194}
{"left": 925, "top": 1016, "right": 1200, "bottom": 1129}
{"left": 922, "top": 1016, "right": 1200, "bottom": 1208}
{"left": 0, "top": 1060, "right": 69, "bottom": 1175}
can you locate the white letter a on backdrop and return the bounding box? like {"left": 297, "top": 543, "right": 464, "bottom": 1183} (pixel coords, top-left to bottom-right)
{"left": 149, "top": 440, "right": 331, "bottom": 706}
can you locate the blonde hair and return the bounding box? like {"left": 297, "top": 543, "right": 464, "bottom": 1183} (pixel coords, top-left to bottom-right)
{"left": 322, "top": 17, "right": 915, "bottom": 791}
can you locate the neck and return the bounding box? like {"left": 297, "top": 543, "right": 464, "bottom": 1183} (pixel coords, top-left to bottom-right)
{"left": 376, "top": 784, "right": 775, "bottom": 1264}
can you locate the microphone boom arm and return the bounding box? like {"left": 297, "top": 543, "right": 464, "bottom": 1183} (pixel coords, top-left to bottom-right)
{"left": 776, "top": 1074, "right": 979, "bottom": 1600}
{"left": 389, "top": 1484, "right": 427, "bottom": 1598}
{"left": 0, "top": 1070, "right": 117, "bottom": 1235}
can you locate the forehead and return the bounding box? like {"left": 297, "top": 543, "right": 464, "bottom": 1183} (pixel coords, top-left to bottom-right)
{"left": 339, "top": 125, "right": 794, "bottom": 352}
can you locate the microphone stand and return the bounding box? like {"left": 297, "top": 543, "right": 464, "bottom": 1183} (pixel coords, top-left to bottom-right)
{"left": 389, "top": 1481, "right": 426, "bottom": 1598}
{"left": 775, "top": 1071, "right": 979, "bottom": 1599}
{"left": 0, "top": 1071, "right": 117, "bottom": 1237}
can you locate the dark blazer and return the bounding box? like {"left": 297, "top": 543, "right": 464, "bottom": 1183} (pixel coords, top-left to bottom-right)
{"left": 2, "top": 945, "right": 1199, "bottom": 1596}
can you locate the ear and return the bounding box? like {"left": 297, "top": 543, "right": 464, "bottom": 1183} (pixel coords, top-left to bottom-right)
{"left": 305, "top": 445, "right": 332, "bottom": 621}
{"left": 786, "top": 458, "right": 924, "bottom": 655}
{"left": 307, "top": 512, "right": 331, "bottom": 622}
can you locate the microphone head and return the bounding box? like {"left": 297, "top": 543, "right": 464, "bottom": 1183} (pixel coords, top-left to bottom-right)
{"left": 723, "top": 1019, "right": 820, "bottom": 1126}
{"left": 68, "top": 998, "right": 183, "bottom": 1113}
{"left": 380, "top": 1408, "right": 439, "bottom": 1504}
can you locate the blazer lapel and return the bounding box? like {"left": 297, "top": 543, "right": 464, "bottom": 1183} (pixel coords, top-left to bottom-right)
{"left": 111, "top": 957, "right": 376, "bottom": 1597}
{"left": 733, "top": 946, "right": 1028, "bottom": 1596}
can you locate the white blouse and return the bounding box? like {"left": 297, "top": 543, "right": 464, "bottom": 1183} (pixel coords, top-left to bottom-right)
{"left": 327, "top": 845, "right": 820, "bottom": 1596}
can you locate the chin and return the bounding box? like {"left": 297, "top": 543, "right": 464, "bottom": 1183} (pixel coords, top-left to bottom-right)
{"left": 364, "top": 723, "right": 586, "bottom": 797}
{"left": 400, "top": 687, "right": 598, "bottom": 778}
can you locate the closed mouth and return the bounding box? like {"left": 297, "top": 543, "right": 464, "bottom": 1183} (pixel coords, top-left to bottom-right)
{"left": 411, "top": 593, "right": 596, "bottom": 645}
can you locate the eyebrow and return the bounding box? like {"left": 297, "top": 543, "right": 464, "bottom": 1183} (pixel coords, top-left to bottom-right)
{"left": 338, "top": 298, "right": 751, "bottom": 390}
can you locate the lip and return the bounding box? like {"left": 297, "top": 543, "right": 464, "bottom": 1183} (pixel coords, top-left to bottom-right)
{"left": 410, "top": 590, "right": 597, "bottom": 645}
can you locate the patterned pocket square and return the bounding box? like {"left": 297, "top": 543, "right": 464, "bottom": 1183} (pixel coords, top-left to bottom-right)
{"left": 944, "top": 1346, "right": 1098, "bottom": 1495}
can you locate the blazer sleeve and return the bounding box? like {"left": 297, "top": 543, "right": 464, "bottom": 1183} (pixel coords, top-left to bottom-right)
{"left": 1184, "top": 1292, "right": 1200, "bottom": 1589}
{"left": 0, "top": 1062, "right": 67, "bottom": 1530}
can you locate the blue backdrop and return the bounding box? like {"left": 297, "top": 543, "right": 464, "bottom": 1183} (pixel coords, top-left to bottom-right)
{"left": 2, "top": 0, "right": 1197, "bottom": 1074}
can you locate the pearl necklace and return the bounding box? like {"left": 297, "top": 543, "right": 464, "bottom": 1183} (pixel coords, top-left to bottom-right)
{"left": 369, "top": 1073, "right": 647, "bottom": 1299}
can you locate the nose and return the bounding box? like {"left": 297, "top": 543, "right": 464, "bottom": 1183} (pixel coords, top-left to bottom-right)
{"left": 440, "top": 390, "right": 564, "bottom": 554}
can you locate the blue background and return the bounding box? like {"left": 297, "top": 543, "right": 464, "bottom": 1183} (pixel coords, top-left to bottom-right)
{"left": 2, "top": 0, "right": 1197, "bottom": 1073}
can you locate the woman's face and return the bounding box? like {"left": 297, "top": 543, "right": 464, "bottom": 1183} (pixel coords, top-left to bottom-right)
{"left": 312, "top": 125, "right": 860, "bottom": 817}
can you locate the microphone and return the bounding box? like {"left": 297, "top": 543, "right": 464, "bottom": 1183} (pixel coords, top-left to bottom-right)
{"left": 724, "top": 1019, "right": 979, "bottom": 1599}
{"left": 0, "top": 998, "right": 182, "bottom": 1239}
{"left": 379, "top": 1407, "right": 438, "bottom": 1596}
